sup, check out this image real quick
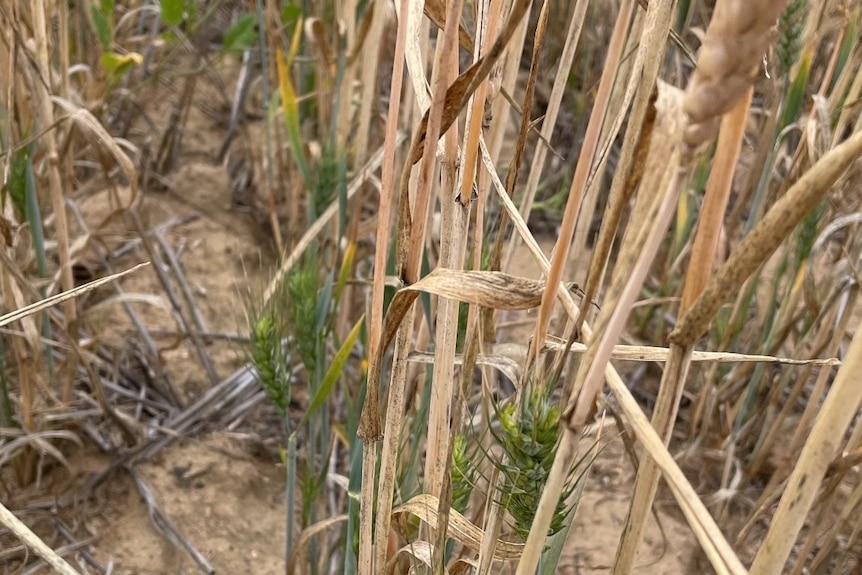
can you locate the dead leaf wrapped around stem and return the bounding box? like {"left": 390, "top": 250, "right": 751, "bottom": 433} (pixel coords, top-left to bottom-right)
{"left": 406, "top": 0, "right": 532, "bottom": 167}
{"left": 366, "top": 268, "right": 546, "bottom": 396}
{"left": 392, "top": 494, "right": 525, "bottom": 561}
{"left": 382, "top": 269, "right": 544, "bottom": 353}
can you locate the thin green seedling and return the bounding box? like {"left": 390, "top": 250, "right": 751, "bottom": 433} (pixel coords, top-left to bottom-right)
{"left": 450, "top": 434, "right": 479, "bottom": 514}
{"left": 276, "top": 24, "right": 312, "bottom": 189}
{"left": 537, "top": 438, "right": 600, "bottom": 575}
{"left": 743, "top": 49, "right": 811, "bottom": 246}
{"left": 1, "top": 142, "right": 56, "bottom": 481}
{"left": 714, "top": 91, "right": 823, "bottom": 377}
{"left": 295, "top": 315, "right": 364, "bottom": 432}
{"left": 342, "top": 368, "right": 366, "bottom": 575}
{"left": 250, "top": 253, "right": 360, "bottom": 571}
{"left": 90, "top": 0, "right": 143, "bottom": 84}
{"left": 6, "top": 145, "right": 55, "bottom": 383}
{"left": 398, "top": 368, "right": 434, "bottom": 502}
{"left": 826, "top": 13, "right": 858, "bottom": 95}
{"left": 733, "top": 198, "right": 826, "bottom": 434}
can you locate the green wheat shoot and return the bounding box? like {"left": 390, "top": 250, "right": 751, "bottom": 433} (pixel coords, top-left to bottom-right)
{"left": 491, "top": 386, "right": 577, "bottom": 542}
{"left": 451, "top": 434, "right": 479, "bottom": 513}
{"left": 249, "top": 258, "right": 322, "bottom": 568}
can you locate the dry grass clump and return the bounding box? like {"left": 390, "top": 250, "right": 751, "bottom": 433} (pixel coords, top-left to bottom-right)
{"left": 1, "top": 0, "right": 861, "bottom": 574}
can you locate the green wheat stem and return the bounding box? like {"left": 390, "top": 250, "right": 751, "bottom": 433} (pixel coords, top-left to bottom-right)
{"left": 286, "top": 426, "right": 297, "bottom": 570}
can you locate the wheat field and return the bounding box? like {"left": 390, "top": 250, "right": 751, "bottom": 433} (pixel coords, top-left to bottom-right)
{"left": 1, "top": 0, "right": 861, "bottom": 574}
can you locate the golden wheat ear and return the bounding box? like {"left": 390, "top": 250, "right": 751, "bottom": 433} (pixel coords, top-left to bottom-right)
{"left": 681, "top": 0, "right": 790, "bottom": 161}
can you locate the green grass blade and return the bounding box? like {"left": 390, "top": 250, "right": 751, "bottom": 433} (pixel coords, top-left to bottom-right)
{"left": 830, "top": 12, "right": 858, "bottom": 94}
{"left": 24, "top": 151, "right": 55, "bottom": 380}
{"left": 294, "top": 315, "right": 364, "bottom": 433}
{"left": 276, "top": 47, "right": 312, "bottom": 188}
{"left": 159, "top": 0, "right": 184, "bottom": 27}
{"left": 343, "top": 436, "right": 364, "bottom": 575}
{"left": 778, "top": 49, "right": 812, "bottom": 132}
{"left": 334, "top": 240, "right": 356, "bottom": 307}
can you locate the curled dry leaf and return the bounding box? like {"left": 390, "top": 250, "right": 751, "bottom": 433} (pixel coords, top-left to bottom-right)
{"left": 286, "top": 515, "right": 348, "bottom": 575}
{"left": 423, "top": 0, "right": 475, "bottom": 53}
{"left": 378, "top": 268, "right": 544, "bottom": 365}
{"left": 407, "top": 349, "right": 522, "bottom": 386}
{"left": 449, "top": 558, "right": 479, "bottom": 575}
{"left": 390, "top": 550, "right": 476, "bottom": 575}
{"left": 384, "top": 541, "right": 446, "bottom": 575}
{"left": 393, "top": 494, "right": 524, "bottom": 561}
{"left": 0, "top": 430, "right": 82, "bottom": 470}
{"left": 405, "top": 268, "right": 545, "bottom": 309}
{"left": 363, "top": 267, "right": 544, "bottom": 440}
{"left": 407, "top": 0, "right": 532, "bottom": 166}
{"left": 52, "top": 97, "right": 139, "bottom": 209}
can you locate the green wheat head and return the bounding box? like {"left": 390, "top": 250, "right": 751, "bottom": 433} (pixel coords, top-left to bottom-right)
{"left": 249, "top": 255, "right": 322, "bottom": 416}
{"left": 451, "top": 434, "right": 479, "bottom": 513}
{"left": 493, "top": 387, "right": 575, "bottom": 541}
{"left": 251, "top": 310, "right": 291, "bottom": 416}
{"left": 284, "top": 255, "right": 322, "bottom": 375}
{"left": 778, "top": 0, "right": 805, "bottom": 76}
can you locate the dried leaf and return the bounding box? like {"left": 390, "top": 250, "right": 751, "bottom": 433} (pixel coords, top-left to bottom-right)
{"left": 407, "top": 350, "right": 522, "bottom": 385}
{"left": 379, "top": 269, "right": 544, "bottom": 365}
{"left": 541, "top": 338, "right": 841, "bottom": 366}
{"left": 0, "top": 263, "right": 149, "bottom": 329}
{"left": 384, "top": 541, "right": 444, "bottom": 575}
{"left": 423, "top": 0, "right": 475, "bottom": 53}
{"left": 393, "top": 494, "right": 524, "bottom": 560}
{"left": 287, "top": 515, "right": 348, "bottom": 575}
{"left": 408, "top": 0, "right": 532, "bottom": 166}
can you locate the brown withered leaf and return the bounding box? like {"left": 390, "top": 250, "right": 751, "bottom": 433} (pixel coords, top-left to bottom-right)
{"left": 408, "top": 0, "right": 532, "bottom": 166}
{"left": 369, "top": 269, "right": 544, "bottom": 393}
{"left": 403, "top": 268, "right": 544, "bottom": 309}
{"left": 406, "top": 61, "right": 482, "bottom": 165}
{"left": 407, "top": 348, "right": 523, "bottom": 385}
{"left": 423, "top": 0, "right": 475, "bottom": 53}
{"left": 393, "top": 494, "right": 524, "bottom": 560}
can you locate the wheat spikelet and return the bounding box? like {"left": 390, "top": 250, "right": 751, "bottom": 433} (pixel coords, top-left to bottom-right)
{"left": 682, "top": 0, "right": 789, "bottom": 159}
{"left": 777, "top": 0, "right": 806, "bottom": 76}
